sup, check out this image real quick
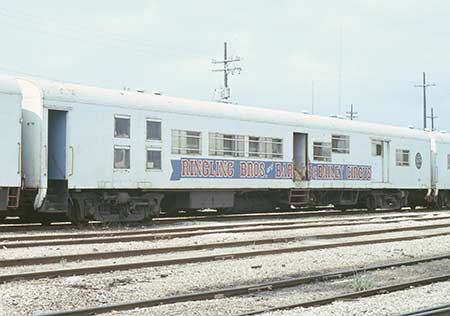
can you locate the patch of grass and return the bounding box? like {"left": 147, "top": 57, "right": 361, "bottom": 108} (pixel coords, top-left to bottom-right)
{"left": 351, "top": 273, "right": 374, "bottom": 291}
{"left": 59, "top": 258, "right": 67, "bottom": 269}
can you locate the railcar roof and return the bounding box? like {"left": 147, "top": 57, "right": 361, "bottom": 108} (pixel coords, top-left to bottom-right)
{"left": 0, "top": 75, "right": 22, "bottom": 95}
{"left": 13, "top": 75, "right": 432, "bottom": 140}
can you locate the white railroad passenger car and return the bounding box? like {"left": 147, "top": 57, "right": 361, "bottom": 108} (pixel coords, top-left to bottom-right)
{"left": 1, "top": 76, "right": 444, "bottom": 222}
{"left": 0, "top": 77, "right": 22, "bottom": 217}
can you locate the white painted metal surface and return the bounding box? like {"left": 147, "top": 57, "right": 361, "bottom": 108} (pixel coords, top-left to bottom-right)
{"left": 7, "top": 76, "right": 433, "bottom": 192}
{"left": 0, "top": 76, "right": 22, "bottom": 187}
{"left": 430, "top": 132, "right": 450, "bottom": 190}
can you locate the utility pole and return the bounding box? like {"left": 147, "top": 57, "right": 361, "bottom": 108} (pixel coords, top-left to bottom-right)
{"left": 212, "top": 42, "right": 242, "bottom": 102}
{"left": 345, "top": 104, "right": 358, "bottom": 120}
{"left": 427, "top": 107, "right": 438, "bottom": 131}
{"left": 414, "top": 72, "right": 436, "bottom": 130}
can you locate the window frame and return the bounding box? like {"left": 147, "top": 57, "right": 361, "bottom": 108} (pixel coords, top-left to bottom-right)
{"left": 447, "top": 154, "right": 450, "bottom": 170}
{"left": 371, "top": 141, "right": 383, "bottom": 157}
{"left": 313, "top": 141, "right": 332, "bottom": 162}
{"left": 248, "top": 136, "right": 283, "bottom": 159}
{"left": 209, "top": 133, "right": 245, "bottom": 157}
{"left": 171, "top": 129, "right": 202, "bottom": 155}
{"left": 113, "top": 145, "right": 131, "bottom": 169}
{"left": 332, "top": 134, "right": 350, "bottom": 154}
{"left": 396, "top": 149, "right": 410, "bottom": 166}
{"left": 146, "top": 119, "right": 162, "bottom": 142}
{"left": 114, "top": 114, "right": 131, "bottom": 139}
{"left": 146, "top": 147, "right": 162, "bottom": 170}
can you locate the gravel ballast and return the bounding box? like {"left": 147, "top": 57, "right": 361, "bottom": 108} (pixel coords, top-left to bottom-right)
{"left": 2, "top": 234, "right": 450, "bottom": 316}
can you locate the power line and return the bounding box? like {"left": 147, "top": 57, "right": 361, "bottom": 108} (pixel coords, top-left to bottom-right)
{"left": 0, "top": 8, "right": 207, "bottom": 59}
{"left": 414, "top": 72, "right": 436, "bottom": 130}
{"left": 212, "top": 42, "right": 242, "bottom": 102}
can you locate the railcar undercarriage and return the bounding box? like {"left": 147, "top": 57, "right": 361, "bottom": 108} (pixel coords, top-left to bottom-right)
{"left": 3, "top": 187, "right": 450, "bottom": 224}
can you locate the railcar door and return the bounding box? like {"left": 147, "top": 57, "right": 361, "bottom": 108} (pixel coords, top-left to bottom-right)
{"left": 45, "top": 109, "right": 69, "bottom": 212}
{"left": 293, "top": 133, "right": 308, "bottom": 181}
{"left": 371, "top": 140, "right": 389, "bottom": 183}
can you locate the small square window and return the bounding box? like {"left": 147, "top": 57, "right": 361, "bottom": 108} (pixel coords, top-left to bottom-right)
{"left": 372, "top": 142, "right": 382, "bottom": 156}
{"left": 396, "top": 149, "right": 410, "bottom": 166}
{"left": 147, "top": 150, "right": 161, "bottom": 170}
{"left": 146, "top": 120, "right": 161, "bottom": 141}
{"left": 114, "top": 116, "right": 130, "bottom": 138}
{"left": 114, "top": 146, "right": 130, "bottom": 169}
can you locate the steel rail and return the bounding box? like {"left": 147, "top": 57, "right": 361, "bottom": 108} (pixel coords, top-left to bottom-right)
{"left": 0, "top": 212, "right": 439, "bottom": 242}
{"left": 0, "top": 208, "right": 442, "bottom": 232}
{"left": 32, "top": 254, "right": 450, "bottom": 316}
{"left": 3, "top": 217, "right": 450, "bottom": 249}
{"left": 398, "top": 303, "right": 450, "bottom": 316}
{"left": 155, "top": 208, "right": 442, "bottom": 223}
{"left": 2, "top": 222, "right": 450, "bottom": 268}
{"left": 1, "top": 231, "right": 449, "bottom": 284}
{"left": 240, "top": 274, "right": 450, "bottom": 315}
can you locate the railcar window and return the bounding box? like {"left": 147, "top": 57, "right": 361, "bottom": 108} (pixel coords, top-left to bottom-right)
{"left": 372, "top": 142, "right": 382, "bottom": 156}
{"left": 114, "top": 146, "right": 130, "bottom": 169}
{"left": 313, "top": 142, "right": 331, "bottom": 162}
{"left": 396, "top": 149, "right": 410, "bottom": 166}
{"left": 114, "top": 115, "right": 130, "bottom": 138}
{"left": 447, "top": 154, "right": 450, "bottom": 169}
{"left": 249, "top": 137, "right": 260, "bottom": 157}
{"left": 332, "top": 135, "right": 350, "bottom": 154}
{"left": 146, "top": 120, "right": 161, "bottom": 141}
{"left": 146, "top": 149, "right": 161, "bottom": 170}
{"left": 271, "top": 138, "right": 283, "bottom": 159}
{"left": 209, "top": 133, "right": 245, "bottom": 157}
{"left": 248, "top": 137, "right": 283, "bottom": 159}
{"left": 171, "top": 129, "right": 202, "bottom": 155}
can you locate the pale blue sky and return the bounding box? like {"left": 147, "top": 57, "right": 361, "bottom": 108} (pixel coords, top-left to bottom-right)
{"left": 1, "top": 1, "right": 449, "bottom": 130}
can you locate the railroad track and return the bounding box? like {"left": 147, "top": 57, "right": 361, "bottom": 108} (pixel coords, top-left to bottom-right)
{"left": 31, "top": 254, "right": 450, "bottom": 316}
{"left": 3, "top": 222, "right": 450, "bottom": 268}
{"left": 2, "top": 214, "right": 450, "bottom": 248}
{"left": 0, "top": 208, "right": 444, "bottom": 232}
{"left": 0, "top": 211, "right": 439, "bottom": 241}
{"left": 1, "top": 228, "right": 449, "bottom": 283}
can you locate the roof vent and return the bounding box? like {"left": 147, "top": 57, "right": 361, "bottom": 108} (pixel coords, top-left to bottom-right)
{"left": 153, "top": 91, "right": 162, "bottom": 96}
{"left": 136, "top": 89, "right": 146, "bottom": 93}
{"left": 425, "top": 128, "right": 431, "bottom": 132}
{"left": 329, "top": 114, "right": 338, "bottom": 118}
{"left": 408, "top": 125, "right": 414, "bottom": 129}
{"left": 336, "top": 115, "right": 344, "bottom": 119}
{"left": 301, "top": 110, "right": 310, "bottom": 114}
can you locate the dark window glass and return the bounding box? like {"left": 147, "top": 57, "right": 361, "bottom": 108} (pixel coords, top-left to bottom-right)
{"left": 114, "top": 147, "right": 130, "bottom": 169}
{"left": 147, "top": 150, "right": 161, "bottom": 169}
{"left": 146, "top": 121, "right": 161, "bottom": 141}
{"left": 115, "top": 117, "right": 130, "bottom": 138}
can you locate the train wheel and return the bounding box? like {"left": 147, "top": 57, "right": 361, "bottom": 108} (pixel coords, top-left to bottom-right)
{"left": 70, "top": 199, "right": 87, "bottom": 227}
{"left": 365, "top": 195, "right": 376, "bottom": 211}
{"left": 438, "top": 194, "right": 449, "bottom": 209}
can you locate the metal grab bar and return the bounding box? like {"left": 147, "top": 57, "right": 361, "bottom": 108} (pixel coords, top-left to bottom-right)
{"left": 44, "top": 144, "right": 48, "bottom": 177}
{"left": 17, "top": 142, "right": 21, "bottom": 175}
{"left": 69, "top": 146, "right": 74, "bottom": 177}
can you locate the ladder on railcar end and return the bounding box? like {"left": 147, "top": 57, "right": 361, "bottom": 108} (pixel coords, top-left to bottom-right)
{"left": 6, "top": 187, "right": 20, "bottom": 209}
{"left": 289, "top": 188, "right": 310, "bottom": 206}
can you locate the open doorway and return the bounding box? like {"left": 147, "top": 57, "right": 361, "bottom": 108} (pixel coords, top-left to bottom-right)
{"left": 293, "top": 133, "right": 308, "bottom": 181}
{"left": 46, "top": 110, "right": 68, "bottom": 212}
{"left": 48, "top": 110, "right": 67, "bottom": 180}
